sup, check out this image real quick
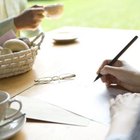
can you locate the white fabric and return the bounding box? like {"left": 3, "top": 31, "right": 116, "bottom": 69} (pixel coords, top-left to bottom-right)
{"left": 0, "top": 0, "right": 27, "bottom": 19}
{"left": 105, "top": 135, "right": 130, "bottom": 140}
{"left": 0, "top": 18, "right": 16, "bottom": 36}
{"left": 106, "top": 134, "right": 130, "bottom": 140}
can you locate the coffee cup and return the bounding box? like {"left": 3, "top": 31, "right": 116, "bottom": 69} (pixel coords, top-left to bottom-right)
{"left": 44, "top": 4, "right": 64, "bottom": 19}
{"left": 0, "top": 91, "right": 22, "bottom": 122}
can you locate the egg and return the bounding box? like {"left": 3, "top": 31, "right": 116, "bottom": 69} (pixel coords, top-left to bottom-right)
{"left": 3, "top": 39, "right": 29, "bottom": 52}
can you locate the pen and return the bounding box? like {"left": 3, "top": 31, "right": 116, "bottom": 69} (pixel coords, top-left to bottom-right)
{"left": 94, "top": 35, "right": 138, "bottom": 82}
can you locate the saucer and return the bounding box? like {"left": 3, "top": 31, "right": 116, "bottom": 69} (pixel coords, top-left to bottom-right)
{"left": 0, "top": 108, "right": 26, "bottom": 140}
{"left": 53, "top": 32, "right": 77, "bottom": 44}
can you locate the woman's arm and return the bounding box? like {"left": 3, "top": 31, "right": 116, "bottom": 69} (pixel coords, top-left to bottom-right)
{"left": 106, "top": 93, "right": 140, "bottom": 140}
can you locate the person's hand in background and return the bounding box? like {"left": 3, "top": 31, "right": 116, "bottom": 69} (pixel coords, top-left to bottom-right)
{"left": 14, "top": 6, "right": 45, "bottom": 30}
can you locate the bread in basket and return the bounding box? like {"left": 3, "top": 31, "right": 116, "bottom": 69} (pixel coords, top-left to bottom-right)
{"left": 0, "top": 32, "right": 45, "bottom": 79}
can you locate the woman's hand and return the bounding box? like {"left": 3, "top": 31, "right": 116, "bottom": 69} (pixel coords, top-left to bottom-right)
{"left": 14, "top": 6, "right": 45, "bottom": 30}
{"left": 97, "top": 59, "right": 140, "bottom": 92}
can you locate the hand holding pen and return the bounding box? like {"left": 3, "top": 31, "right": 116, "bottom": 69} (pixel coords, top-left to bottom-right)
{"left": 95, "top": 59, "right": 140, "bottom": 92}
{"left": 94, "top": 36, "right": 138, "bottom": 82}
{"left": 93, "top": 36, "right": 140, "bottom": 93}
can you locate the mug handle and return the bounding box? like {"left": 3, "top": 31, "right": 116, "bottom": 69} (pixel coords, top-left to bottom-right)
{"left": 5, "top": 99, "right": 22, "bottom": 120}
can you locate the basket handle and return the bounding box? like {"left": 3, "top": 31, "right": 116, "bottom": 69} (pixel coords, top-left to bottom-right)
{"left": 30, "top": 32, "right": 45, "bottom": 49}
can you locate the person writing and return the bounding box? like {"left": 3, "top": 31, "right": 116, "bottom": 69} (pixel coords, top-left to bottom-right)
{"left": 97, "top": 59, "right": 140, "bottom": 140}
{"left": 97, "top": 59, "right": 140, "bottom": 93}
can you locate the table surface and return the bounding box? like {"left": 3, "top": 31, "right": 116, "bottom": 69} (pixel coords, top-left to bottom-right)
{"left": 1, "top": 26, "right": 140, "bottom": 140}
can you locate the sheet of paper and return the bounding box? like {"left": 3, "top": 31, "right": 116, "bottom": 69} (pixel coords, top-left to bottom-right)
{"left": 13, "top": 95, "right": 90, "bottom": 126}
{"left": 31, "top": 79, "right": 126, "bottom": 124}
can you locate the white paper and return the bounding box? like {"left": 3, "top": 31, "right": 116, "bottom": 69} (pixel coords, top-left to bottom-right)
{"left": 32, "top": 79, "right": 126, "bottom": 124}
{"left": 13, "top": 95, "right": 90, "bottom": 126}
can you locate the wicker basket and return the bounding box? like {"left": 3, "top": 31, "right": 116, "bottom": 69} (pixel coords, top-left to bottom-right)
{"left": 0, "top": 32, "right": 45, "bottom": 79}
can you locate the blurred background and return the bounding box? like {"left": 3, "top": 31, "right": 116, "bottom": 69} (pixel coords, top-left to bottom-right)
{"left": 28, "top": 0, "right": 140, "bottom": 31}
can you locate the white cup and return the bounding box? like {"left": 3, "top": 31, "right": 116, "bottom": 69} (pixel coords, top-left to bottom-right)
{"left": 44, "top": 4, "right": 64, "bottom": 19}
{"left": 0, "top": 91, "right": 22, "bottom": 122}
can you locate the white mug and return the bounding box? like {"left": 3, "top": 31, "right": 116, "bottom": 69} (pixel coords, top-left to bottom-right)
{"left": 44, "top": 4, "right": 64, "bottom": 19}
{"left": 0, "top": 91, "right": 22, "bottom": 122}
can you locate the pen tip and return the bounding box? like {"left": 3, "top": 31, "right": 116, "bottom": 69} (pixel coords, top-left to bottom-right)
{"left": 93, "top": 77, "right": 98, "bottom": 82}
{"left": 93, "top": 73, "right": 102, "bottom": 82}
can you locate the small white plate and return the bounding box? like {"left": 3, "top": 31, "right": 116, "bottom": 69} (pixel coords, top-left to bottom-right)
{"left": 53, "top": 32, "right": 77, "bottom": 43}
{"left": 0, "top": 108, "right": 26, "bottom": 140}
